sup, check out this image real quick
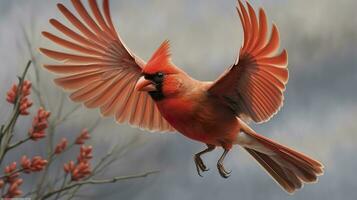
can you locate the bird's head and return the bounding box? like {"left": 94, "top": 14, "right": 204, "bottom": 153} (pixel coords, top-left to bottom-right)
{"left": 135, "top": 40, "right": 183, "bottom": 101}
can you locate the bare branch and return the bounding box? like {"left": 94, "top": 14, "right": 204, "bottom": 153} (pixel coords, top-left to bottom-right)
{"left": 0, "top": 60, "right": 32, "bottom": 164}
{"left": 41, "top": 171, "right": 159, "bottom": 200}
{"left": 54, "top": 105, "right": 82, "bottom": 126}
{"left": 0, "top": 168, "right": 25, "bottom": 180}
{"left": 31, "top": 82, "right": 47, "bottom": 109}
{"left": 6, "top": 136, "right": 31, "bottom": 152}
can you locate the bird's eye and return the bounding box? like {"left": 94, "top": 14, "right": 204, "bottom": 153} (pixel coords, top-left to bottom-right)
{"left": 152, "top": 72, "right": 164, "bottom": 83}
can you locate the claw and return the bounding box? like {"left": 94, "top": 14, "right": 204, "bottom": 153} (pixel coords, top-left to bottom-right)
{"left": 194, "top": 154, "right": 209, "bottom": 177}
{"left": 196, "top": 155, "right": 209, "bottom": 171}
{"left": 217, "top": 163, "right": 231, "bottom": 178}
{"left": 216, "top": 147, "right": 231, "bottom": 179}
{"left": 195, "top": 163, "right": 203, "bottom": 177}
{"left": 193, "top": 144, "right": 215, "bottom": 177}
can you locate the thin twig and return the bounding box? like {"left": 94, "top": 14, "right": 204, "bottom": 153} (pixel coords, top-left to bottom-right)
{"left": 31, "top": 83, "right": 47, "bottom": 109}
{"left": 40, "top": 171, "right": 159, "bottom": 200}
{"left": 35, "top": 123, "right": 57, "bottom": 198}
{"left": 54, "top": 174, "right": 68, "bottom": 200}
{"left": 22, "top": 25, "right": 46, "bottom": 108}
{"left": 55, "top": 93, "right": 65, "bottom": 122}
{"left": 88, "top": 118, "right": 102, "bottom": 133}
{"left": 22, "top": 25, "right": 49, "bottom": 110}
{"left": 6, "top": 136, "right": 31, "bottom": 152}
{"left": 0, "top": 168, "right": 25, "bottom": 179}
{"left": 54, "top": 105, "right": 81, "bottom": 126}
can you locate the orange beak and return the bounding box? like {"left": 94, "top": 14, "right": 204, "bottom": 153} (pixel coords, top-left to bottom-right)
{"left": 135, "top": 76, "right": 156, "bottom": 92}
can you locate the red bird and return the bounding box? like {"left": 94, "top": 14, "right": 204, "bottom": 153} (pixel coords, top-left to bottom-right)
{"left": 40, "top": 0, "right": 324, "bottom": 194}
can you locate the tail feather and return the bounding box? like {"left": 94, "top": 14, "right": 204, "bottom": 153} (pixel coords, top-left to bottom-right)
{"left": 239, "top": 124, "right": 324, "bottom": 194}
{"left": 245, "top": 148, "right": 302, "bottom": 193}
{"left": 249, "top": 131, "right": 324, "bottom": 173}
{"left": 274, "top": 150, "right": 319, "bottom": 182}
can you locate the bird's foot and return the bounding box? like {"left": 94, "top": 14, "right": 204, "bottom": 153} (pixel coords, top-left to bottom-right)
{"left": 217, "top": 162, "right": 231, "bottom": 178}
{"left": 194, "top": 154, "right": 209, "bottom": 177}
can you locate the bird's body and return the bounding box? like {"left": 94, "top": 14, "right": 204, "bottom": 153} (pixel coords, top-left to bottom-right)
{"left": 156, "top": 79, "right": 239, "bottom": 147}
{"left": 40, "top": 0, "right": 324, "bottom": 194}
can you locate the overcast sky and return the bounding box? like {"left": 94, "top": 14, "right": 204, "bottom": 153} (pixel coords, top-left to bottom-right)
{"left": 0, "top": 0, "right": 356, "bottom": 200}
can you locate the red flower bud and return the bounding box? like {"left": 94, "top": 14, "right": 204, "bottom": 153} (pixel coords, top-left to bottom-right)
{"left": 6, "top": 85, "right": 17, "bottom": 103}
{"left": 30, "top": 156, "right": 48, "bottom": 172}
{"left": 66, "top": 145, "right": 94, "bottom": 181}
{"left": 4, "top": 162, "right": 17, "bottom": 174}
{"left": 3, "top": 162, "right": 19, "bottom": 184}
{"left": 6, "top": 80, "right": 32, "bottom": 115}
{"left": 64, "top": 161, "right": 75, "bottom": 174}
{"left": 20, "top": 156, "right": 47, "bottom": 173}
{"left": 5, "top": 178, "right": 23, "bottom": 198}
{"left": 75, "top": 129, "right": 91, "bottom": 145}
{"left": 77, "top": 145, "right": 93, "bottom": 162}
{"left": 29, "top": 107, "right": 51, "bottom": 141}
{"left": 55, "top": 138, "right": 68, "bottom": 154}
{"left": 71, "top": 161, "right": 91, "bottom": 181}
{"left": 20, "top": 156, "right": 31, "bottom": 173}
{"left": 19, "top": 97, "right": 33, "bottom": 115}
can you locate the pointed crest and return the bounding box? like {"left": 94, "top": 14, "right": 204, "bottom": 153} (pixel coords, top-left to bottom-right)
{"left": 143, "top": 40, "right": 178, "bottom": 74}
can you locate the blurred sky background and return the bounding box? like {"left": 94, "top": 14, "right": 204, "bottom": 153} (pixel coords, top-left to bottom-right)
{"left": 0, "top": 0, "right": 357, "bottom": 199}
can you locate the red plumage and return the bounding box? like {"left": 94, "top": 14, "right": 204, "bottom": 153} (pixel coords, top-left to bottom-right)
{"left": 40, "top": 0, "right": 324, "bottom": 194}
{"left": 144, "top": 40, "right": 177, "bottom": 75}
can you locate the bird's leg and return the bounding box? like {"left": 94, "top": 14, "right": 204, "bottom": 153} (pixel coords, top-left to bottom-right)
{"left": 217, "top": 147, "right": 231, "bottom": 178}
{"left": 194, "top": 144, "right": 216, "bottom": 177}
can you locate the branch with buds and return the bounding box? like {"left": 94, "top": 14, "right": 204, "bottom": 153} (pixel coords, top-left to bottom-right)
{"left": 0, "top": 61, "right": 158, "bottom": 199}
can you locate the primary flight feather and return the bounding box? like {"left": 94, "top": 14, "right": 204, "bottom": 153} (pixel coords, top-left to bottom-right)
{"left": 40, "top": 0, "right": 324, "bottom": 194}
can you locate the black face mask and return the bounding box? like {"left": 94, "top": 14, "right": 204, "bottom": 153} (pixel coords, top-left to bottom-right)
{"left": 144, "top": 72, "right": 165, "bottom": 101}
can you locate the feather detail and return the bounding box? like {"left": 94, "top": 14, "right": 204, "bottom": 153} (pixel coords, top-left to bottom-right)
{"left": 208, "top": 0, "right": 289, "bottom": 123}
{"left": 143, "top": 40, "right": 180, "bottom": 75}
{"left": 41, "top": 0, "right": 174, "bottom": 133}
{"left": 238, "top": 122, "right": 324, "bottom": 194}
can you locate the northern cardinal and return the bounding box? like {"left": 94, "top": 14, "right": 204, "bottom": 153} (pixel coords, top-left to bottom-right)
{"left": 40, "top": 0, "right": 324, "bottom": 194}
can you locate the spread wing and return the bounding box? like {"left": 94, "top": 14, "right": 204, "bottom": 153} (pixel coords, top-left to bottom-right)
{"left": 208, "top": 0, "right": 289, "bottom": 123}
{"left": 40, "top": 0, "right": 174, "bottom": 132}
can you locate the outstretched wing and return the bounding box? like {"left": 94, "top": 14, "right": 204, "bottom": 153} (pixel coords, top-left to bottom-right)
{"left": 208, "top": 0, "right": 289, "bottom": 123}
{"left": 40, "top": 0, "right": 174, "bottom": 132}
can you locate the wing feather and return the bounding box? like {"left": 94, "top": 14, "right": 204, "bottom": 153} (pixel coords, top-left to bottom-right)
{"left": 249, "top": 78, "right": 277, "bottom": 111}
{"left": 258, "top": 65, "right": 289, "bottom": 83}
{"left": 57, "top": 3, "right": 107, "bottom": 46}
{"left": 43, "top": 64, "right": 104, "bottom": 74}
{"left": 54, "top": 69, "right": 107, "bottom": 89}
{"left": 42, "top": 32, "right": 105, "bottom": 56}
{"left": 253, "top": 8, "right": 268, "bottom": 52}
{"left": 71, "top": 0, "right": 111, "bottom": 42}
{"left": 41, "top": 0, "right": 174, "bottom": 132}
{"left": 49, "top": 19, "right": 105, "bottom": 51}
{"left": 255, "top": 24, "right": 279, "bottom": 57}
{"left": 100, "top": 72, "right": 137, "bottom": 116}
{"left": 70, "top": 79, "right": 106, "bottom": 101}
{"left": 88, "top": 0, "right": 113, "bottom": 35}
{"left": 258, "top": 49, "right": 288, "bottom": 66}
{"left": 208, "top": 0, "right": 288, "bottom": 123}
{"left": 246, "top": 2, "right": 259, "bottom": 52}
{"left": 130, "top": 92, "right": 146, "bottom": 126}
{"left": 40, "top": 48, "right": 109, "bottom": 63}
{"left": 84, "top": 72, "right": 129, "bottom": 108}
{"left": 116, "top": 83, "right": 140, "bottom": 123}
